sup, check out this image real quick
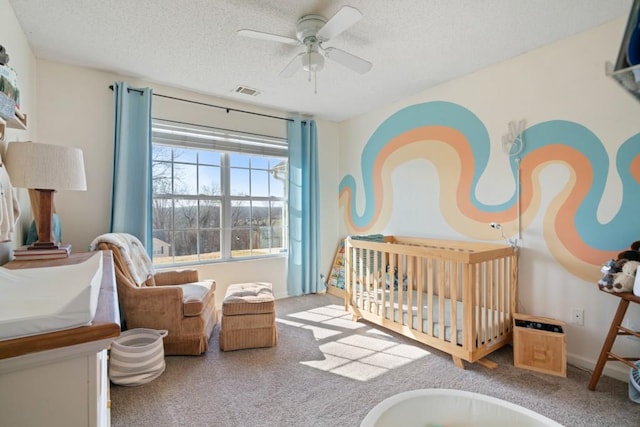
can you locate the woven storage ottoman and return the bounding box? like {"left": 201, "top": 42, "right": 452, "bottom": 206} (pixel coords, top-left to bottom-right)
{"left": 219, "top": 282, "right": 277, "bottom": 351}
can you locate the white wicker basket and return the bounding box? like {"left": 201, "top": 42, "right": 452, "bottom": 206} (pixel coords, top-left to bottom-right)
{"left": 109, "top": 328, "right": 168, "bottom": 386}
{"left": 630, "top": 361, "right": 640, "bottom": 403}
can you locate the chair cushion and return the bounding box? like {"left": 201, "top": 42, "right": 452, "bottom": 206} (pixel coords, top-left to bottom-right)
{"left": 222, "top": 282, "right": 274, "bottom": 316}
{"left": 181, "top": 280, "right": 215, "bottom": 317}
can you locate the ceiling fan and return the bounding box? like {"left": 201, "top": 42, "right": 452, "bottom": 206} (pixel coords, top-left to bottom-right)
{"left": 238, "top": 6, "right": 372, "bottom": 91}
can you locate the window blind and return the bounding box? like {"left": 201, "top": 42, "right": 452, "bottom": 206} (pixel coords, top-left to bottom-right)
{"left": 152, "top": 119, "right": 287, "bottom": 157}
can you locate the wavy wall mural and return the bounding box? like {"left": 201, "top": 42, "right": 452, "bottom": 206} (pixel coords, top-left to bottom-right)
{"left": 339, "top": 101, "right": 640, "bottom": 280}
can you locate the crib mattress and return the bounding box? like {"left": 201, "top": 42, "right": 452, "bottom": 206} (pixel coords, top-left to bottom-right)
{"left": 354, "top": 288, "right": 507, "bottom": 346}
{"left": 0, "top": 252, "right": 104, "bottom": 341}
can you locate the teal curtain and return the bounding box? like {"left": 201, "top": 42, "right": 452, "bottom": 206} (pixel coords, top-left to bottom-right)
{"left": 110, "top": 82, "right": 153, "bottom": 254}
{"left": 287, "top": 118, "right": 323, "bottom": 295}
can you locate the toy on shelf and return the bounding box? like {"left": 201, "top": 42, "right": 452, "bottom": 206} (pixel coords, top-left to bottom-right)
{"left": 598, "top": 240, "right": 640, "bottom": 294}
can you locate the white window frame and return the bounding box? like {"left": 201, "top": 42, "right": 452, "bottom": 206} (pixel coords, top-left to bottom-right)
{"left": 151, "top": 119, "right": 288, "bottom": 265}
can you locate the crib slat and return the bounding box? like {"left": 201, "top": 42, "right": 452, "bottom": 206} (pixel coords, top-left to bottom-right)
{"left": 497, "top": 257, "right": 504, "bottom": 336}
{"left": 483, "top": 262, "right": 490, "bottom": 346}
{"left": 450, "top": 261, "right": 459, "bottom": 347}
{"left": 427, "top": 257, "right": 434, "bottom": 337}
{"left": 397, "top": 254, "right": 404, "bottom": 325}
{"left": 381, "top": 252, "right": 387, "bottom": 320}
{"left": 373, "top": 246, "right": 380, "bottom": 316}
{"left": 407, "top": 256, "right": 414, "bottom": 328}
{"left": 344, "top": 244, "right": 355, "bottom": 314}
{"left": 416, "top": 257, "right": 424, "bottom": 332}
{"left": 389, "top": 254, "right": 395, "bottom": 321}
{"left": 473, "top": 264, "right": 482, "bottom": 348}
{"left": 361, "top": 247, "right": 366, "bottom": 310}
{"left": 364, "top": 248, "right": 370, "bottom": 313}
{"left": 488, "top": 261, "right": 494, "bottom": 344}
{"left": 462, "top": 263, "right": 472, "bottom": 350}
{"left": 438, "top": 259, "right": 445, "bottom": 341}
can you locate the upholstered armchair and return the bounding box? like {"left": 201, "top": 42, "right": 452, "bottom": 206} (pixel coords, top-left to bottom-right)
{"left": 89, "top": 233, "right": 217, "bottom": 355}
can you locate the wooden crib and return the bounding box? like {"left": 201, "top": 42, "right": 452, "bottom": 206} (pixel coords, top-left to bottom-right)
{"left": 344, "top": 235, "right": 518, "bottom": 368}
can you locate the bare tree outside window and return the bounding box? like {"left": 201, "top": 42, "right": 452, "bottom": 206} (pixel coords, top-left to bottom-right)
{"left": 151, "top": 131, "right": 287, "bottom": 265}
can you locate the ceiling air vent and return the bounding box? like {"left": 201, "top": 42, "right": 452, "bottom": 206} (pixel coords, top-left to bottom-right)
{"left": 233, "top": 85, "right": 261, "bottom": 96}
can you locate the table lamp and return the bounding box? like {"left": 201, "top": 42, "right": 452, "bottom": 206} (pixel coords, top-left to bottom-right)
{"left": 5, "top": 141, "right": 86, "bottom": 249}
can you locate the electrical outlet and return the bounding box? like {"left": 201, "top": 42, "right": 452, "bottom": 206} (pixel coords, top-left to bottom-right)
{"left": 572, "top": 308, "right": 584, "bottom": 326}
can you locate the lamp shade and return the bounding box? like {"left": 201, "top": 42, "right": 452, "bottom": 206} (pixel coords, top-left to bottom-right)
{"left": 5, "top": 141, "right": 87, "bottom": 191}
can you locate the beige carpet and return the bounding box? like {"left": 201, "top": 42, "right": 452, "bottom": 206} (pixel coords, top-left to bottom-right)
{"left": 110, "top": 293, "right": 638, "bottom": 427}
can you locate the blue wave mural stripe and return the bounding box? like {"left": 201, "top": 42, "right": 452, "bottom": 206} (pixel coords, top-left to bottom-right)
{"left": 339, "top": 101, "right": 513, "bottom": 229}
{"left": 340, "top": 101, "right": 640, "bottom": 256}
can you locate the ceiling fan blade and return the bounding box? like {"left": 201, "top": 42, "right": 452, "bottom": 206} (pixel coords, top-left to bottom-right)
{"left": 324, "top": 47, "right": 372, "bottom": 74}
{"left": 279, "top": 52, "right": 304, "bottom": 78}
{"left": 237, "top": 29, "right": 299, "bottom": 46}
{"left": 316, "top": 6, "right": 362, "bottom": 41}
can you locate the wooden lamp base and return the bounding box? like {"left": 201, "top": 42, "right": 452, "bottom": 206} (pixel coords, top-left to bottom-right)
{"left": 28, "top": 188, "right": 59, "bottom": 250}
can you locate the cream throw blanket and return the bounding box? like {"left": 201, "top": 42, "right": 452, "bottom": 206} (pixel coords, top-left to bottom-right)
{"left": 89, "top": 233, "right": 154, "bottom": 286}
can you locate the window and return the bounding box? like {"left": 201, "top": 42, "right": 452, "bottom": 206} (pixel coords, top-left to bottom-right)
{"left": 151, "top": 120, "right": 288, "bottom": 265}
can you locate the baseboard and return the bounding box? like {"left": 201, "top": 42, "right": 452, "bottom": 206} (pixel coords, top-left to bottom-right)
{"left": 273, "top": 290, "right": 300, "bottom": 300}
{"left": 567, "top": 353, "right": 630, "bottom": 384}
{"left": 273, "top": 288, "right": 337, "bottom": 300}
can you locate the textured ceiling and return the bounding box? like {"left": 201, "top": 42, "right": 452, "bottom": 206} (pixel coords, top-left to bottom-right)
{"left": 8, "top": 0, "right": 633, "bottom": 122}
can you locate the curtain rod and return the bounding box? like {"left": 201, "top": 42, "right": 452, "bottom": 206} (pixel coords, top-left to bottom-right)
{"left": 108, "top": 85, "right": 305, "bottom": 124}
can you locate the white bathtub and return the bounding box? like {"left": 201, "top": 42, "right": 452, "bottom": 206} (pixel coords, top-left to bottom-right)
{"left": 361, "top": 389, "right": 564, "bottom": 427}
{"left": 0, "top": 252, "right": 104, "bottom": 340}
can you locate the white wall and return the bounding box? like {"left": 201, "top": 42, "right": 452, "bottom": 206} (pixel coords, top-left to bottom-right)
{"left": 34, "top": 59, "right": 340, "bottom": 303}
{"left": 0, "top": 0, "right": 37, "bottom": 264}
{"left": 337, "top": 17, "right": 640, "bottom": 382}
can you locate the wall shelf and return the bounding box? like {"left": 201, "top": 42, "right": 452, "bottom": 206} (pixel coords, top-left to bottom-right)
{"left": 606, "top": 61, "right": 640, "bottom": 102}
{"left": 0, "top": 109, "right": 27, "bottom": 137}
{"left": 607, "top": 0, "right": 640, "bottom": 101}
{"left": 6, "top": 108, "right": 26, "bottom": 130}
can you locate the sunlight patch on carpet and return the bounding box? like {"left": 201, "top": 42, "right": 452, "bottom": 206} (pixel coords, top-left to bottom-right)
{"left": 339, "top": 334, "right": 397, "bottom": 351}
{"left": 323, "top": 316, "right": 366, "bottom": 329}
{"left": 287, "top": 311, "right": 336, "bottom": 323}
{"left": 301, "top": 353, "right": 352, "bottom": 371}
{"left": 365, "top": 328, "right": 393, "bottom": 338}
{"left": 276, "top": 318, "right": 305, "bottom": 327}
{"left": 331, "top": 360, "right": 388, "bottom": 381}
{"left": 285, "top": 304, "right": 431, "bottom": 381}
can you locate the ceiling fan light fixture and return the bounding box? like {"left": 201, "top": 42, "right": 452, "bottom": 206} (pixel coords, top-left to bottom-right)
{"left": 238, "top": 5, "right": 371, "bottom": 92}
{"left": 302, "top": 51, "right": 324, "bottom": 72}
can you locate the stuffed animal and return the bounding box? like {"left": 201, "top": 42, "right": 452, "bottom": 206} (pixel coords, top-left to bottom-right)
{"left": 598, "top": 259, "right": 616, "bottom": 288}
{"left": 604, "top": 260, "right": 640, "bottom": 293}
{"left": 599, "top": 240, "right": 640, "bottom": 291}
{"left": 616, "top": 250, "right": 640, "bottom": 263}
